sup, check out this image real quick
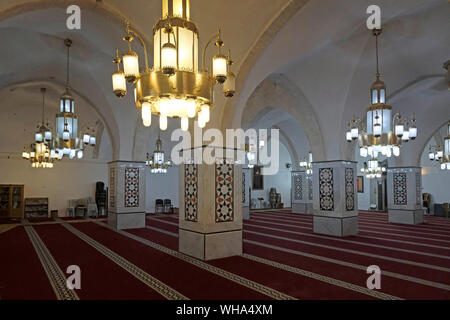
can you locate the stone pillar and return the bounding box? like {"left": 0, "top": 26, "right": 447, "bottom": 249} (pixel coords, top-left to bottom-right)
{"left": 291, "top": 171, "right": 313, "bottom": 214}
{"left": 179, "top": 156, "right": 243, "bottom": 261}
{"left": 108, "top": 161, "right": 146, "bottom": 230}
{"left": 312, "top": 161, "right": 358, "bottom": 237}
{"left": 387, "top": 167, "right": 423, "bottom": 225}
{"left": 242, "top": 168, "right": 251, "bottom": 220}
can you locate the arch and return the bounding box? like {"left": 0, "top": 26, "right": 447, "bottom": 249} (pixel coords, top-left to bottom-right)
{"left": 273, "top": 125, "right": 300, "bottom": 171}
{"left": 0, "top": 80, "right": 115, "bottom": 160}
{"left": 219, "top": 0, "right": 311, "bottom": 131}
{"left": 0, "top": 0, "right": 148, "bottom": 43}
{"left": 241, "top": 74, "right": 326, "bottom": 161}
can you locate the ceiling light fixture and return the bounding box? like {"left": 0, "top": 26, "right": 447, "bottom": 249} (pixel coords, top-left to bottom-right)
{"left": 345, "top": 28, "right": 417, "bottom": 159}
{"left": 52, "top": 39, "right": 96, "bottom": 158}
{"left": 146, "top": 134, "right": 172, "bottom": 174}
{"left": 111, "top": 0, "right": 236, "bottom": 132}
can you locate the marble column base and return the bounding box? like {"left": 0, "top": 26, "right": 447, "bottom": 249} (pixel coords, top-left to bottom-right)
{"left": 292, "top": 203, "right": 313, "bottom": 214}
{"left": 388, "top": 209, "right": 423, "bottom": 225}
{"left": 313, "top": 215, "right": 358, "bottom": 237}
{"left": 243, "top": 206, "right": 250, "bottom": 220}
{"left": 179, "top": 229, "right": 243, "bottom": 261}
{"left": 108, "top": 212, "right": 146, "bottom": 230}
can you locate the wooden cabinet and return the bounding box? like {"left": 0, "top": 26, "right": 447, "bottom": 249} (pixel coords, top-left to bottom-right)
{"left": 0, "top": 185, "right": 24, "bottom": 219}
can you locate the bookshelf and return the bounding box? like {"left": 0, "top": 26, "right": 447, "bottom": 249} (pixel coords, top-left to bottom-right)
{"left": 24, "top": 198, "right": 49, "bottom": 218}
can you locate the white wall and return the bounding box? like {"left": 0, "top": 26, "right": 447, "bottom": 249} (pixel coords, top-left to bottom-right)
{"left": 0, "top": 158, "right": 108, "bottom": 216}
{"left": 145, "top": 166, "right": 179, "bottom": 213}
{"left": 0, "top": 157, "right": 182, "bottom": 216}
{"left": 420, "top": 136, "right": 450, "bottom": 209}
{"left": 250, "top": 141, "right": 292, "bottom": 208}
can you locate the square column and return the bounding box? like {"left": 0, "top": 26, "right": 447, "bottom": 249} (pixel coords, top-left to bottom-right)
{"left": 242, "top": 168, "right": 251, "bottom": 220}
{"left": 108, "top": 161, "right": 146, "bottom": 230}
{"left": 291, "top": 171, "right": 313, "bottom": 214}
{"left": 387, "top": 167, "right": 423, "bottom": 225}
{"left": 312, "top": 161, "right": 358, "bottom": 237}
{"left": 179, "top": 158, "right": 243, "bottom": 261}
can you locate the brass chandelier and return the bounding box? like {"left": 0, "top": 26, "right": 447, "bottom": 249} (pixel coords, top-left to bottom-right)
{"left": 245, "top": 143, "right": 257, "bottom": 168}
{"left": 111, "top": 0, "right": 236, "bottom": 131}
{"left": 146, "top": 135, "right": 172, "bottom": 174}
{"left": 53, "top": 39, "right": 96, "bottom": 159}
{"left": 361, "top": 157, "right": 386, "bottom": 179}
{"left": 299, "top": 151, "right": 313, "bottom": 175}
{"left": 346, "top": 29, "right": 417, "bottom": 158}
{"left": 22, "top": 88, "right": 60, "bottom": 168}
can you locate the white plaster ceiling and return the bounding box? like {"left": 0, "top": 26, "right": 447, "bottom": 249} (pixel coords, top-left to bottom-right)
{"left": 231, "top": 0, "right": 450, "bottom": 163}
{"left": 0, "top": 0, "right": 448, "bottom": 166}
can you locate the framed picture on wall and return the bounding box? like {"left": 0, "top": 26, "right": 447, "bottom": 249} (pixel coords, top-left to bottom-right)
{"left": 357, "top": 176, "right": 364, "bottom": 193}
{"left": 252, "top": 166, "right": 264, "bottom": 190}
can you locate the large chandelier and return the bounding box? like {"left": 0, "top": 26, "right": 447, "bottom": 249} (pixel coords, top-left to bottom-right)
{"left": 361, "top": 157, "right": 386, "bottom": 179}
{"left": 146, "top": 135, "right": 172, "bottom": 174}
{"left": 22, "top": 88, "right": 60, "bottom": 168}
{"left": 346, "top": 29, "right": 417, "bottom": 158}
{"left": 52, "top": 39, "right": 96, "bottom": 159}
{"left": 111, "top": 0, "right": 236, "bottom": 131}
{"left": 299, "top": 151, "right": 313, "bottom": 175}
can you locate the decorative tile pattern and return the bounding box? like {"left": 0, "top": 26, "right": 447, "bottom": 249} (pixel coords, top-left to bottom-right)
{"left": 294, "top": 175, "right": 303, "bottom": 200}
{"left": 308, "top": 177, "right": 313, "bottom": 201}
{"left": 416, "top": 172, "right": 422, "bottom": 206}
{"left": 215, "top": 163, "right": 234, "bottom": 223}
{"left": 109, "top": 167, "right": 116, "bottom": 209}
{"left": 345, "top": 168, "right": 355, "bottom": 211}
{"left": 124, "top": 168, "right": 139, "bottom": 207}
{"left": 185, "top": 164, "right": 198, "bottom": 222}
{"left": 319, "top": 168, "right": 334, "bottom": 211}
{"left": 393, "top": 173, "right": 407, "bottom": 206}
{"left": 242, "top": 172, "right": 246, "bottom": 204}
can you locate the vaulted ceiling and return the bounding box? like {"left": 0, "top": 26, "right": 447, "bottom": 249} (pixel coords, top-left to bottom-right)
{"left": 0, "top": 0, "right": 448, "bottom": 165}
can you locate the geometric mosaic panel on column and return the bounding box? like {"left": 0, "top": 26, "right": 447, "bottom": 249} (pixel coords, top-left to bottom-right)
{"left": 184, "top": 164, "right": 198, "bottom": 222}
{"left": 215, "top": 163, "right": 234, "bottom": 223}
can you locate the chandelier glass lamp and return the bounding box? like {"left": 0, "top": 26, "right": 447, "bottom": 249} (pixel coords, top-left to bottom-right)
{"left": 111, "top": 0, "right": 236, "bottom": 131}
{"left": 245, "top": 143, "right": 257, "bottom": 168}
{"left": 299, "top": 151, "right": 313, "bottom": 175}
{"left": 361, "top": 157, "right": 386, "bottom": 179}
{"left": 439, "top": 122, "right": 450, "bottom": 170}
{"left": 345, "top": 29, "right": 418, "bottom": 159}
{"left": 53, "top": 39, "right": 96, "bottom": 160}
{"left": 146, "top": 135, "right": 172, "bottom": 174}
{"left": 22, "top": 88, "right": 60, "bottom": 168}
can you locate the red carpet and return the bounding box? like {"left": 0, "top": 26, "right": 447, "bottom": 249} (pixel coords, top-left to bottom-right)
{"left": 0, "top": 226, "right": 56, "bottom": 300}
{"left": 146, "top": 212, "right": 450, "bottom": 299}
{"left": 71, "top": 222, "right": 269, "bottom": 300}
{"left": 33, "top": 223, "right": 165, "bottom": 299}
{"left": 1, "top": 210, "right": 449, "bottom": 300}
{"left": 140, "top": 219, "right": 373, "bottom": 299}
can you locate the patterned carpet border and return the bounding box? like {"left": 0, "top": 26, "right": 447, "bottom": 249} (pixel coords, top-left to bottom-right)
{"left": 24, "top": 225, "right": 79, "bottom": 300}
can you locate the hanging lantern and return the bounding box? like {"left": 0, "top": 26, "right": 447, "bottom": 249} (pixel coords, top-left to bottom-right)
{"left": 345, "top": 28, "right": 417, "bottom": 158}
{"left": 111, "top": 0, "right": 236, "bottom": 131}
